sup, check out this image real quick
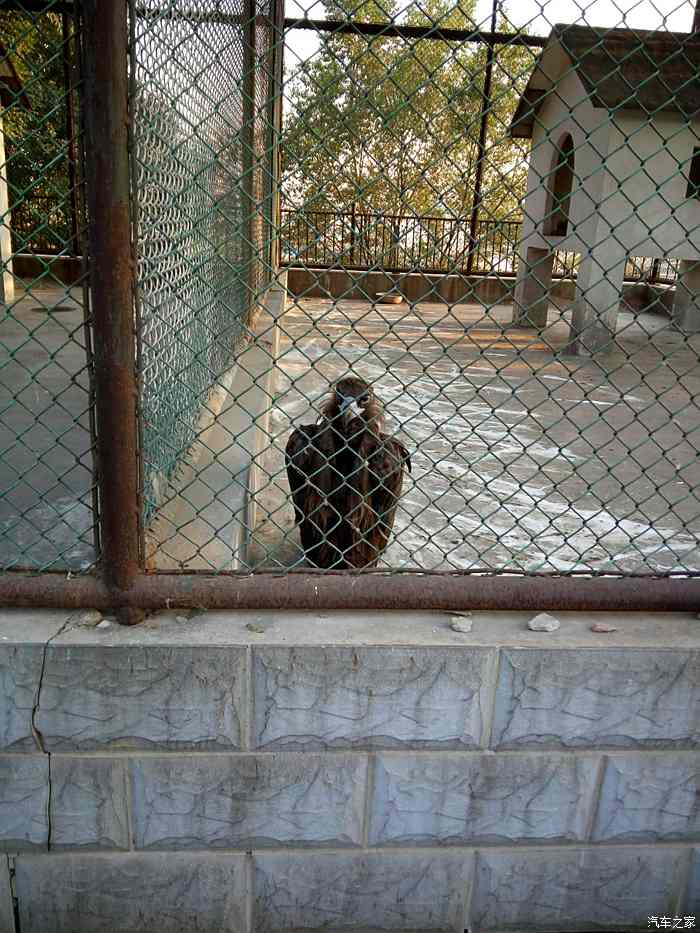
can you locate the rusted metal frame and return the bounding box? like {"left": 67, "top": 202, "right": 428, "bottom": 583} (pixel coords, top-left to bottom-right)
{"left": 1, "top": 572, "right": 700, "bottom": 611}
{"left": 284, "top": 17, "right": 547, "bottom": 47}
{"left": 81, "top": 0, "right": 142, "bottom": 623}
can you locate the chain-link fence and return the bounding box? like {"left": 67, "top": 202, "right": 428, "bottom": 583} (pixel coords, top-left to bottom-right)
{"left": 1, "top": 0, "right": 699, "bottom": 614}
{"left": 224, "top": 0, "right": 700, "bottom": 579}
{"left": 132, "top": 0, "right": 276, "bottom": 523}
{"left": 0, "top": 4, "right": 96, "bottom": 572}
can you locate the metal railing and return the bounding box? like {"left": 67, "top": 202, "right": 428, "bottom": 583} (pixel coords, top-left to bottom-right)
{"left": 280, "top": 209, "right": 521, "bottom": 275}
{"left": 281, "top": 208, "right": 679, "bottom": 283}
{"left": 9, "top": 194, "right": 75, "bottom": 255}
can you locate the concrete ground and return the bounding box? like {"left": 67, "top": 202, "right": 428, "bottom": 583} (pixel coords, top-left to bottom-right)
{"left": 248, "top": 295, "right": 700, "bottom": 574}
{"left": 0, "top": 282, "right": 95, "bottom": 570}
{"left": 3, "top": 280, "right": 699, "bottom": 576}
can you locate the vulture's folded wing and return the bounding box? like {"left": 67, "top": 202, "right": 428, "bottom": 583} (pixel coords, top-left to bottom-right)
{"left": 285, "top": 424, "right": 318, "bottom": 526}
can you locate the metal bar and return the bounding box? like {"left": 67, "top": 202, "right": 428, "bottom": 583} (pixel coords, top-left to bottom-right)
{"left": 61, "top": 12, "right": 79, "bottom": 257}
{"left": 128, "top": 0, "right": 146, "bottom": 572}
{"left": 694, "top": 0, "right": 700, "bottom": 32}
{"left": 133, "top": 3, "right": 245, "bottom": 24}
{"left": 269, "top": 0, "right": 285, "bottom": 273}
{"left": 1, "top": 571, "right": 699, "bottom": 611}
{"left": 242, "top": 0, "right": 256, "bottom": 300}
{"left": 283, "top": 17, "right": 548, "bottom": 47}
{"left": 350, "top": 202, "right": 356, "bottom": 264}
{"left": 0, "top": 0, "right": 75, "bottom": 12}
{"left": 73, "top": 3, "right": 101, "bottom": 563}
{"left": 467, "top": 0, "right": 497, "bottom": 276}
{"left": 280, "top": 260, "right": 517, "bottom": 276}
{"left": 82, "top": 0, "right": 141, "bottom": 622}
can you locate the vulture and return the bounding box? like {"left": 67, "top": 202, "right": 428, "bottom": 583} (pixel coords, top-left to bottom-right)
{"left": 285, "top": 376, "right": 411, "bottom": 569}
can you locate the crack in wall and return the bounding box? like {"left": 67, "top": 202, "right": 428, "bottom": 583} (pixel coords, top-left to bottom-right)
{"left": 30, "top": 614, "right": 78, "bottom": 853}
{"left": 7, "top": 854, "right": 20, "bottom": 933}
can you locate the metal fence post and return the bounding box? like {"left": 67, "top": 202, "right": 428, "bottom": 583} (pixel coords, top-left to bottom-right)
{"left": 243, "top": 0, "right": 257, "bottom": 302}
{"left": 82, "top": 0, "right": 142, "bottom": 622}
{"left": 269, "top": 0, "right": 285, "bottom": 274}
{"left": 61, "top": 12, "right": 79, "bottom": 257}
{"left": 466, "top": 0, "right": 498, "bottom": 276}
{"left": 350, "top": 201, "right": 357, "bottom": 265}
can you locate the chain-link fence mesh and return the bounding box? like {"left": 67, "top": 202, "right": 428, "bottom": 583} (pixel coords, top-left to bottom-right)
{"left": 132, "top": 0, "right": 275, "bottom": 523}
{"left": 0, "top": 5, "right": 96, "bottom": 571}
{"left": 1, "top": 0, "right": 699, "bottom": 584}
{"left": 135, "top": 0, "right": 700, "bottom": 577}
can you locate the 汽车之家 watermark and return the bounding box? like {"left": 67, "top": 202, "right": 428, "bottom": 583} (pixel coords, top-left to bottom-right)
{"left": 648, "top": 919, "right": 695, "bottom": 929}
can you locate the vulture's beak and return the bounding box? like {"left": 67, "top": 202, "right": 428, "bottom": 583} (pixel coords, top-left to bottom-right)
{"left": 339, "top": 396, "right": 363, "bottom": 421}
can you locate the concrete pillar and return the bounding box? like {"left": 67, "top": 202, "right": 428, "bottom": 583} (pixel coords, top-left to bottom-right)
{"left": 0, "top": 114, "right": 15, "bottom": 304}
{"left": 672, "top": 259, "right": 700, "bottom": 332}
{"left": 512, "top": 246, "right": 555, "bottom": 328}
{"left": 566, "top": 244, "right": 626, "bottom": 355}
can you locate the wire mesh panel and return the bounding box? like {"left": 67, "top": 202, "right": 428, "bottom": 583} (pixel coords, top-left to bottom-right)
{"left": 0, "top": 5, "right": 96, "bottom": 571}
{"left": 132, "top": 0, "right": 276, "bottom": 527}
{"left": 135, "top": 0, "right": 700, "bottom": 580}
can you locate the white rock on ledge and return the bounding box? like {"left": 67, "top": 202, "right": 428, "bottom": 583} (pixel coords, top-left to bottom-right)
{"left": 527, "top": 612, "right": 560, "bottom": 633}
{"left": 449, "top": 615, "right": 473, "bottom": 634}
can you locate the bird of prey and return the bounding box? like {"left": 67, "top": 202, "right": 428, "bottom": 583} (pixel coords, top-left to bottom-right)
{"left": 285, "top": 376, "right": 411, "bottom": 569}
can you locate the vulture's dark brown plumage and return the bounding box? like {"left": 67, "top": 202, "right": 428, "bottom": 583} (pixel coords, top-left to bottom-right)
{"left": 285, "top": 376, "right": 411, "bottom": 568}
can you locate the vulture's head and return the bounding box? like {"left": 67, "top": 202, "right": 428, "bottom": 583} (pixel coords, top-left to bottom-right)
{"left": 324, "top": 376, "right": 384, "bottom": 431}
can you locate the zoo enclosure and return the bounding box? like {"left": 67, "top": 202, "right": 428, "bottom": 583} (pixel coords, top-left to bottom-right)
{"left": 2, "top": 0, "right": 700, "bottom": 619}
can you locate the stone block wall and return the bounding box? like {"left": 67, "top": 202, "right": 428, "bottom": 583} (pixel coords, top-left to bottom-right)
{"left": 1, "top": 610, "right": 699, "bottom": 932}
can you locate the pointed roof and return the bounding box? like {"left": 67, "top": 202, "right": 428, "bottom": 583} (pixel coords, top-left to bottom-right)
{"left": 509, "top": 24, "right": 700, "bottom": 138}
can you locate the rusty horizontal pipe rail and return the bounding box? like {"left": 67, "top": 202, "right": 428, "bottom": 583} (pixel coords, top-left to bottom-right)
{"left": 1, "top": 572, "right": 699, "bottom": 612}
{"left": 284, "top": 17, "right": 548, "bottom": 47}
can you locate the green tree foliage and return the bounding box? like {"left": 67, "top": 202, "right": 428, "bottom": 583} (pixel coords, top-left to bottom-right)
{"left": 282, "top": 0, "right": 533, "bottom": 223}
{"left": 1, "top": 10, "right": 72, "bottom": 253}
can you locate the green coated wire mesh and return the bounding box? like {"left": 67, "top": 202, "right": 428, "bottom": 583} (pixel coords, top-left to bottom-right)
{"left": 132, "top": 0, "right": 276, "bottom": 522}
{"left": 0, "top": 5, "right": 97, "bottom": 571}
{"left": 1, "top": 0, "right": 699, "bottom": 582}
{"left": 137, "top": 0, "right": 700, "bottom": 576}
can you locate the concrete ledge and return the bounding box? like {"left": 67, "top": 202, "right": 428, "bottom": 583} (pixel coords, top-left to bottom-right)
{"left": 285, "top": 266, "right": 676, "bottom": 316}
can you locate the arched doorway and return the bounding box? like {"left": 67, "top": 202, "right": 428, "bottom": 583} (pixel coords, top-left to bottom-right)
{"left": 544, "top": 133, "right": 575, "bottom": 237}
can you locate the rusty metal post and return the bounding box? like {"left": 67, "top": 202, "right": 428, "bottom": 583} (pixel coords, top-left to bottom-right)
{"left": 694, "top": 0, "right": 700, "bottom": 32}
{"left": 82, "top": 0, "right": 142, "bottom": 623}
